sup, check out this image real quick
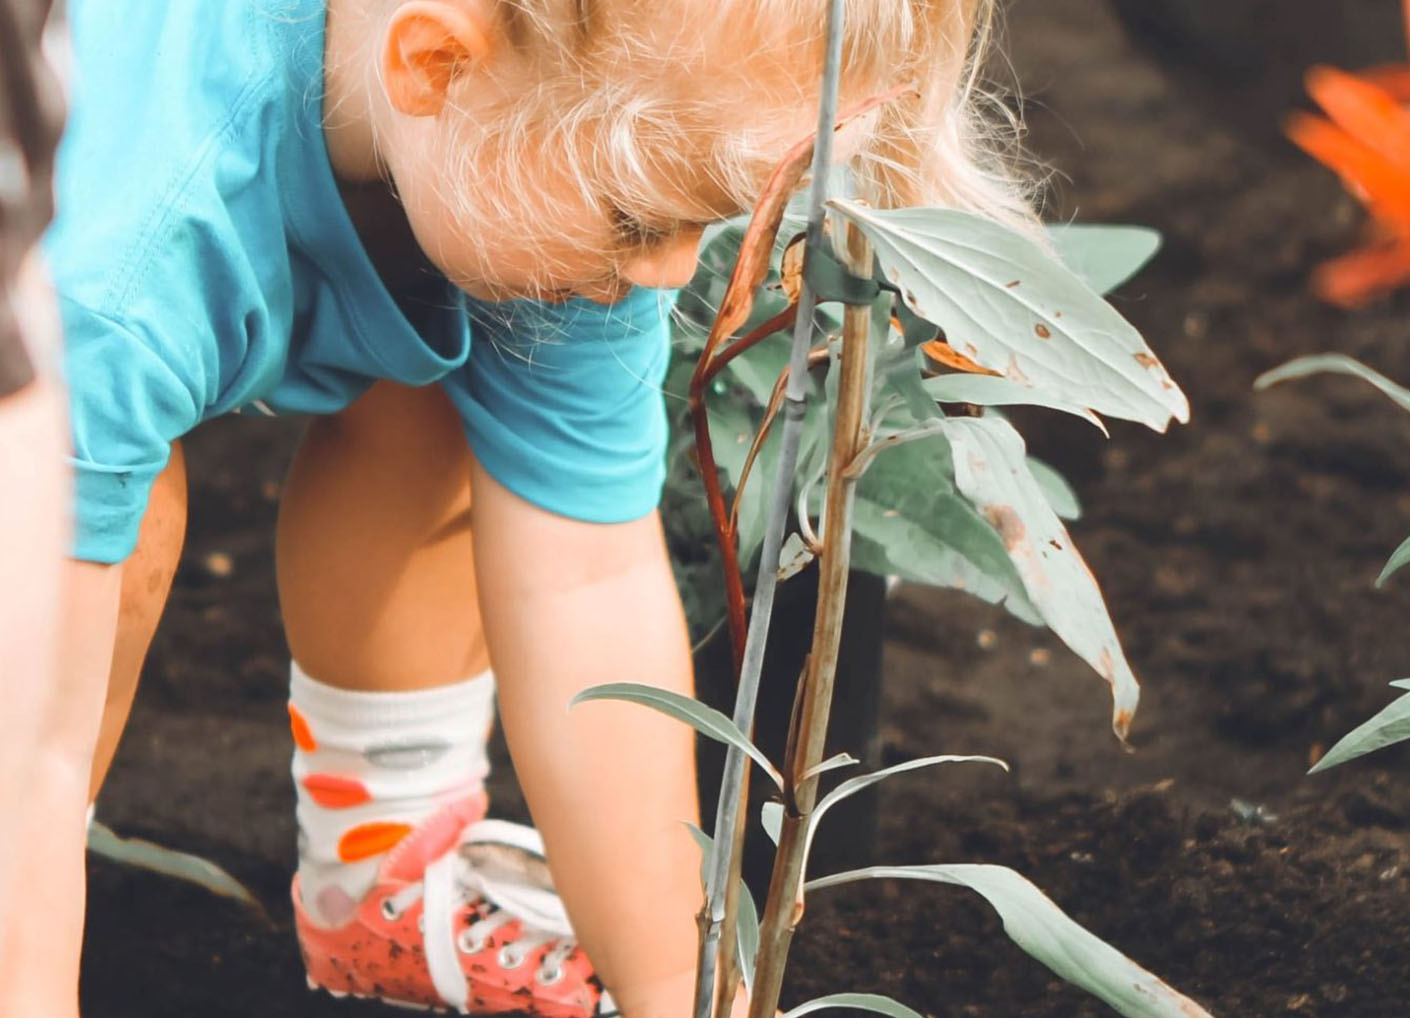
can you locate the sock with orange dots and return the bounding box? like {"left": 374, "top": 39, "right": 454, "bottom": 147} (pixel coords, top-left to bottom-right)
{"left": 288, "top": 662, "right": 496, "bottom": 927}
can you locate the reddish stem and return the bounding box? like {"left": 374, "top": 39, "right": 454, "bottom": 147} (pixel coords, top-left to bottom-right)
{"left": 687, "top": 85, "right": 913, "bottom": 674}
{"left": 702, "top": 304, "right": 799, "bottom": 390}
{"left": 689, "top": 387, "right": 751, "bottom": 672}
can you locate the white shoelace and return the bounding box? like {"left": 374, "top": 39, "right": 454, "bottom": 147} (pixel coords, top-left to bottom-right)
{"left": 379, "top": 819, "right": 606, "bottom": 1014}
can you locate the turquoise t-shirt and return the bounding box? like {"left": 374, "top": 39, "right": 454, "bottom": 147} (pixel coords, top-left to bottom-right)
{"left": 47, "top": 0, "right": 675, "bottom": 564}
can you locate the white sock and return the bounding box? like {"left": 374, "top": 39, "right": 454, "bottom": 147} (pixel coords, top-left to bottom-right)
{"left": 289, "top": 662, "right": 496, "bottom": 926}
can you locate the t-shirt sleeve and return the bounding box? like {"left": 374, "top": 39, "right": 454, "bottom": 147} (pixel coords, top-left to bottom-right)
{"left": 444, "top": 287, "right": 677, "bottom": 524}
{"left": 61, "top": 300, "right": 204, "bottom": 563}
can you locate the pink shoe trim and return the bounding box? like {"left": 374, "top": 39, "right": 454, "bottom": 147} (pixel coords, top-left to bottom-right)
{"left": 382, "top": 790, "right": 488, "bottom": 882}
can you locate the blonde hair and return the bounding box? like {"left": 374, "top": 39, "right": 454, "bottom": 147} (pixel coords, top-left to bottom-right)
{"left": 424, "top": 0, "right": 1033, "bottom": 281}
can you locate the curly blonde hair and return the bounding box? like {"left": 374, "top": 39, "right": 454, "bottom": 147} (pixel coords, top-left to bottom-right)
{"left": 419, "top": 0, "right": 1032, "bottom": 280}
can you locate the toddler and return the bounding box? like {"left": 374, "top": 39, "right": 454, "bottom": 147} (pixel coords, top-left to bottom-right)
{"left": 0, "top": 0, "right": 1026, "bottom": 1016}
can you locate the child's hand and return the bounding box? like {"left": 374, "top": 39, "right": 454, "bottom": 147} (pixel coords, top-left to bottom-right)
{"left": 608, "top": 966, "right": 765, "bottom": 1018}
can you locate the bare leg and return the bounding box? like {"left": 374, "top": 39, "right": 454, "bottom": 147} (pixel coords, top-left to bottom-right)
{"left": 277, "top": 381, "right": 489, "bottom": 687}
{"left": 277, "top": 381, "right": 717, "bottom": 1018}
{"left": 88, "top": 441, "right": 188, "bottom": 797}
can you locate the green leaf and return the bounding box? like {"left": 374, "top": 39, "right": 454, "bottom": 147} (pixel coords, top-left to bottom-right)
{"left": 686, "top": 822, "right": 718, "bottom": 874}
{"left": 778, "top": 532, "right": 816, "bottom": 582}
{"left": 801, "top": 752, "right": 861, "bottom": 782}
{"left": 807, "top": 865, "right": 1213, "bottom": 1018}
{"left": 782, "top": 993, "right": 925, "bottom": 1018}
{"left": 1377, "top": 534, "right": 1410, "bottom": 588}
{"left": 893, "top": 301, "right": 940, "bottom": 349}
{"left": 828, "top": 200, "right": 1188, "bottom": 431}
{"left": 736, "top": 868, "right": 761, "bottom": 990}
{"left": 850, "top": 435, "right": 1042, "bottom": 625}
{"left": 851, "top": 510, "right": 1043, "bottom": 625}
{"left": 1047, "top": 224, "right": 1162, "bottom": 296}
{"left": 761, "top": 801, "right": 783, "bottom": 846}
{"left": 800, "top": 755, "right": 1006, "bottom": 877}
{"left": 792, "top": 397, "right": 834, "bottom": 526}
{"left": 87, "top": 821, "right": 267, "bottom": 920}
{"left": 725, "top": 334, "right": 793, "bottom": 408}
{"left": 706, "top": 399, "right": 755, "bottom": 487}
{"left": 814, "top": 755, "right": 1008, "bottom": 823}
{"left": 684, "top": 825, "right": 761, "bottom": 989}
{"left": 878, "top": 337, "right": 945, "bottom": 425}
{"left": 572, "top": 683, "right": 784, "bottom": 790}
{"left": 940, "top": 416, "right": 1141, "bottom": 741}
{"left": 1027, "top": 457, "right": 1082, "bottom": 521}
{"left": 922, "top": 374, "right": 1109, "bottom": 435}
{"left": 1309, "top": 680, "right": 1410, "bottom": 773}
{"left": 706, "top": 397, "right": 774, "bottom": 572}
{"left": 1254, "top": 353, "right": 1410, "bottom": 414}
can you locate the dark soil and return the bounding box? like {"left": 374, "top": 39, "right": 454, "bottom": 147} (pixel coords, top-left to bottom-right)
{"left": 81, "top": 0, "right": 1410, "bottom": 1016}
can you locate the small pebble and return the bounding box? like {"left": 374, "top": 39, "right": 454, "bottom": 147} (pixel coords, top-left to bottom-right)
{"left": 205, "top": 551, "right": 234, "bottom": 578}
{"left": 977, "top": 629, "right": 997, "bottom": 650}
{"left": 1028, "top": 647, "right": 1051, "bottom": 666}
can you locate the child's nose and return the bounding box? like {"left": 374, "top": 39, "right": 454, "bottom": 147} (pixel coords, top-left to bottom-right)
{"left": 619, "top": 229, "right": 705, "bottom": 290}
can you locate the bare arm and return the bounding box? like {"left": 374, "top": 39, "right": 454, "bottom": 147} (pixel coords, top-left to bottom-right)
{"left": 0, "top": 555, "right": 121, "bottom": 1018}
{"left": 469, "top": 460, "right": 707, "bottom": 1018}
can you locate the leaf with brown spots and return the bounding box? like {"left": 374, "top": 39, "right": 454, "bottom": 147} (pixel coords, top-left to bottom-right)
{"left": 828, "top": 201, "right": 1188, "bottom": 431}
{"left": 939, "top": 414, "right": 1141, "bottom": 743}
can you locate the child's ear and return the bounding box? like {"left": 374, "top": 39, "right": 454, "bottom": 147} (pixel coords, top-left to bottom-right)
{"left": 382, "top": 0, "right": 495, "bottom": 117}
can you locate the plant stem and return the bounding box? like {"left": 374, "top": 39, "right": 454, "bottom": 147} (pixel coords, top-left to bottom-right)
{"left": 689, "top": 377, "right": 750, "bottom": 674}
{"left": 702, "top": 305, "right": 800, "bottom": 391}
{"left": 712, "top": 790, "right": 750, "bottom": 1017}
{"left": 747, "top": 220, "right": 875, "bottom": 1018}
{"left": 691, "top": 1, "right": 848, "bottom": 1013}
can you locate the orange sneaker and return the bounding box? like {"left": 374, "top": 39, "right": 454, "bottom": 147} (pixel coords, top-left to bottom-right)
{"left": 294, "top": 796, "right": 616, "bottom": 1018}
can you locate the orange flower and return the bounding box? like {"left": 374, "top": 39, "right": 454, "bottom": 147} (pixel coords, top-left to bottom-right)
{"left": 1287, "top": 1, "right": 1410, "bottom": 306}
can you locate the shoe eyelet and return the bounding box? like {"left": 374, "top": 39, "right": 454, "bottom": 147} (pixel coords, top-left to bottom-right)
{"left": 380, "top": 898, "right": 402, "bottom": 921}
{"left": 498, "top": 945, "right": 525, "bottom": 970}
{"left": 537, "top": 964, "right": 564, "bottom": 986}
{"left": 457, "top": 929, "right": 486, "bottom": 955}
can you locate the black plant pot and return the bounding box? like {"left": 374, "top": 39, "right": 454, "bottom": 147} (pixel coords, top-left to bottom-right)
{"left": 693, "top": 567, "right": 886, "bottom": 899}
{"left": 1104, "top": 0, "right": 1405, "bottom": 137}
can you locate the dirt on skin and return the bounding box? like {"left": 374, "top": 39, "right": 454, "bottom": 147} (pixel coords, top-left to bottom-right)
{"left": 81, "top": 0, "right": 1410, "bottom": 1015}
